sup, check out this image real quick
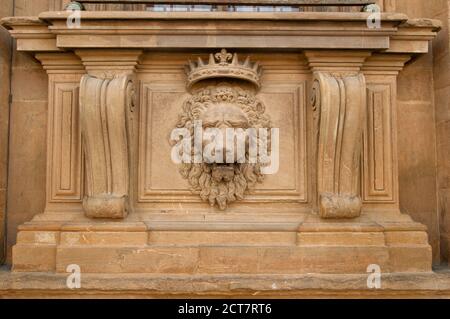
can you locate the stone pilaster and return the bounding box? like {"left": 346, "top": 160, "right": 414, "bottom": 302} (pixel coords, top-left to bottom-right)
{"left": 35, "top": 53, "right": 86, "bottom": 215}
{"left": 361, "top": 54, "right": 411, "bottom": 210}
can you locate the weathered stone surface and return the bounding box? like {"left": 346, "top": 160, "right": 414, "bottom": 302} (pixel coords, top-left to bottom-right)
{"left": 310, "top": 69, "right": 367, "bottom": 219}
{"left": 80, "top": 75, "right": 135, "bottom": 218}
{"left": 4, "top": 0, "right": 49, "bottom": 266}
{"left": 1, "top": 1, "right": 450, "bottom": 298}
{"left": 0, "top": 0, "right": 13, "bottom": 266}
{"left": 2, "top": 268, "right": 450, "bottom": 298}
{"left": 2, "top": 9, "right": 439, "bottom": 273}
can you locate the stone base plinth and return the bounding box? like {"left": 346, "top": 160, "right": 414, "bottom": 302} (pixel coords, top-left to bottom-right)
{"left": 2, "top": 269, "right": 450, "bottom": 298}
{"left": 11, "top": 212, "right": 432, "bottom": 275}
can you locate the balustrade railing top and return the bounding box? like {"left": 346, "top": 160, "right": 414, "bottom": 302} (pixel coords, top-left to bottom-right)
{"left": 76, "top": 0, "right": 376, "bottom": 7}
{"left": 75, "top": 0, "right": 375, "bottom": 4}
{"left": 70, "top": 0, "right": 377, "bottom": 12}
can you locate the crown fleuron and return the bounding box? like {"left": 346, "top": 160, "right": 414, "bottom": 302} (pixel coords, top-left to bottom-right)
{"left": 186, "top": 49, "right": 262, "bottom": 89}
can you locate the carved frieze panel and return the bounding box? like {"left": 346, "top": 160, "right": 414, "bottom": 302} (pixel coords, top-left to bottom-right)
{"left": 36, "top": 51, "right": 399, "bottom": 216}
{"left": 137, "top": 52, "right": 307, "bottom": 207}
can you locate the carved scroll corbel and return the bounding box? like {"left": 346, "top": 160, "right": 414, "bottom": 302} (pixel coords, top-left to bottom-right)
{"left": 79, "top": 74, "right": 135, "bottom": 219}
{"left": 311, "top": 72, "right": 366, "bottom": 219}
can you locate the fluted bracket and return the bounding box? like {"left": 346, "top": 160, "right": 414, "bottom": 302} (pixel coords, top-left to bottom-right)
{"left": 311, "top": 72, "right": 366, "bottom": 219}
{"left": 79, "top": 74, "right": 135, "bottom": 219}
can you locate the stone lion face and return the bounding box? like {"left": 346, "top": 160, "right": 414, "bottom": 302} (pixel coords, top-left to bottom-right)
{"left": 200, "top": 102, "right": 250, "bottom": 165}
{"left": 174, "top": 83, "right": 271, "bottom": 210}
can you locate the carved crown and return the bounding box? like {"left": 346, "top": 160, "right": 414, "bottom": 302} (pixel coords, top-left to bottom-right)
{"left": 186, "top": 49, "right": 262, "bottom": 89}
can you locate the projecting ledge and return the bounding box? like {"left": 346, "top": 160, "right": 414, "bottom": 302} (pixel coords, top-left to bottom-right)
{"left": 2, "top": 268, "right": 450, "bottom": 298}
{"left": 0, "top": 12, "right": 440, "bottom": 53}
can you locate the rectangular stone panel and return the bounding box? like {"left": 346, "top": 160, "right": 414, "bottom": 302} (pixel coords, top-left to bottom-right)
{"left": 362, "top": 82, "right": 396, "bottom": 203}
{"left": 48, "top": 80, "right": 83, "bottom": 202}
{"left": 137, "top": 63, "right": 307, "bottom": 204}
{"left": 138, "top": 83, "right": 195, "bottom": 202}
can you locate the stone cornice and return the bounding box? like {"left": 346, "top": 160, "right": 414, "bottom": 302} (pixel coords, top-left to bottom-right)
{"left": 0, "top": 12, "right": 440, "bottom": 54}
{"left": 0, "top": 16, "right": 57, "bottom": 52}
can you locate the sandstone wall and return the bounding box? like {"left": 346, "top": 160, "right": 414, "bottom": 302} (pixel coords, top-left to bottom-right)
{"left": 376, "top": 0, "right": 441, "bottom": 264}
{"left": 426, "top": 0, "right": 450, "bottom": 263}
{"left": 4, "top": 0, "right": 50, "bottom": 263}
{"left": 0, "top": 0, "right": 13, "bottom": 264}
{"left": 391, "top": 0, "right": 450, "bottom": 264}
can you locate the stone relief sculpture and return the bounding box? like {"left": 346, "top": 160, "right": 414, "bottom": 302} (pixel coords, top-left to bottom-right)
{"left": 1, "top": 8, "right": 442, "bottom": 286}
{"left": 173, "top": 49, "right": 272, "bottom": 210}
{"left": 79, "top": 74, "right": 135, "bottom": 218}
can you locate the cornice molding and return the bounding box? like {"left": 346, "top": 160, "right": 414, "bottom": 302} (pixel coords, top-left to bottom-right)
{"left": 0, "top": 12, "right": 440, "bottom": 54}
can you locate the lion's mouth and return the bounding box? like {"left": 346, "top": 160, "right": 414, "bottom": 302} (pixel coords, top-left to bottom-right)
{"left": 211, "top": 163, "right": 236, "bottom": 183}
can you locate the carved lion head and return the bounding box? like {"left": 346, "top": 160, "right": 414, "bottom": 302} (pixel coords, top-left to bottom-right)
{"left": 174, "top": 83, "right": 272, "bottom": 210}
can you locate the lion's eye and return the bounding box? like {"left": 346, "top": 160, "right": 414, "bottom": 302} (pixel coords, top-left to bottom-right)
{"left": 203, "top": 121, "right": 218, "bottom": 128}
